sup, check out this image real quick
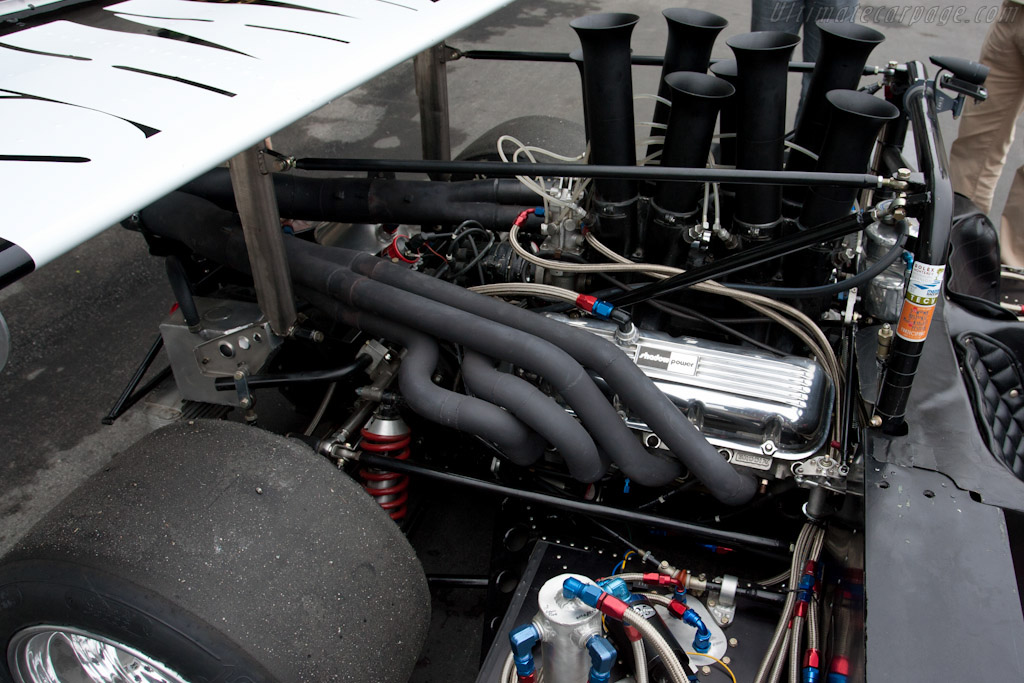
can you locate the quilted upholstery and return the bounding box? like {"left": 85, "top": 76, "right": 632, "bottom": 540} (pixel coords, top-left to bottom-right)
{"left": 956, "top": 332, "right": 1024, "bottom": 479}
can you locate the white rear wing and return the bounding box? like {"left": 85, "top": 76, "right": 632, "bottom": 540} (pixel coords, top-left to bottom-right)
{"left": 0, "top": 0, "right": 512, "bottom": 287}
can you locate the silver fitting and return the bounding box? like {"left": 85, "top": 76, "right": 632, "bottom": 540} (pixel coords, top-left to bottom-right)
{"left": 877, "top": 323, "right": 894, "bottom": 361}
{"left": 614, "top": 322, "right": 640, "bottom": 347}
{"left": 889, "top": 194, "right": 908, "bottom": 221}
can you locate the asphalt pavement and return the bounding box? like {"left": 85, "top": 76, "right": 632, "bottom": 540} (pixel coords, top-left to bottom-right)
{"left": 0, "top": 0, "right": 1015, "bottom": 677}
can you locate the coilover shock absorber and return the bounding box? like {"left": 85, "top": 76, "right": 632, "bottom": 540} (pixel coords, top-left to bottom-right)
{"left": 359, "top": 409, "right": 411, "bottom": 520}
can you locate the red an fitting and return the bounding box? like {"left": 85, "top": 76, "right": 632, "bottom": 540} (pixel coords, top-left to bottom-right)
{"left": 641, "top": 572, "right": 680, "bottom": 587}
{"left": 666, "top": 600, "right": 688, "bottom": 619}
{"left": 624, "top": 625, "right": 642, "bottom": 642}
{"left": 513, "top": 208, "right": 536, "bottom": 228}
{"left": 576, "top": 294, "right": 598, "bottom": 312}
{"left": 803, "top": 649, "right": 821, "bottom": 669}
{"left": 829, "top": 655, "right": 851, "bottom": 676}
{"left": 596, "top": 593, "right": 629, "bottom": 621}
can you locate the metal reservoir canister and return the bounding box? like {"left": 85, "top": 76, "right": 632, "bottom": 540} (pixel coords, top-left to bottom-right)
{"left": 861, "top": 218, "right": 910, "bottom": 322}
{"left": 534, "top": 573, "right": 603, "bottom": 683}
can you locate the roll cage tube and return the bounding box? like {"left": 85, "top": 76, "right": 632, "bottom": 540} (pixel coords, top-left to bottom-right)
{"left": 874, "top": 60, "right": 955, "bottom": 434}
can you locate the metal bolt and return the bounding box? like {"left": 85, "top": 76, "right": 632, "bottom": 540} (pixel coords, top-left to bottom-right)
{"left": 721, "top": 615, "right": 729, "bottom": 624}
{"left": 255, "top": 487, "right": 263, "bottom": 495}
{"left": 869, "top": 415, "right": 883, "bottom": 428}
{"left": 239, "top": 397, "right": 251, "bottom": 408}
{"left": 896, "top": 167, "right": 912, "bottom": 181}
{"left": 701, "top": 666, "right": 712, "bottom": 676}
{"left": 722, "top": 656, "right": 731, "bottom": 665}
{"left": 708, "top": 599, "right": 716, "bottom": 607}
{"left": 729, "top": 637, "right": 738, "bottom": 647}
{"left": 1012, "top": 389, "right": 1020, "bottom": 398}
{"left": 432, "top": 373, "right": 444, "bottom": 383}
{"left": 234, "top": 370, "right": 245, "bottom": 380}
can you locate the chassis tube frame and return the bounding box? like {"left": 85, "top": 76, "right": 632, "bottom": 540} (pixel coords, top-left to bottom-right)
{"left": 874, "top": 61, "right": 954, "bottom": 432}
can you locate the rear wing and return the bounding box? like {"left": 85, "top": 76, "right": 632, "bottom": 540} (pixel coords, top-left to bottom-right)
{"left": 0, "top": 0, "right": 512, "bottom": 287}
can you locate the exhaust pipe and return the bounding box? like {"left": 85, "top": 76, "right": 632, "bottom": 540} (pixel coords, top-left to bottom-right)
{"left": 799, "top": 90, "right": 900, "bottom": 230}
{"left": 727, "top": 31, "right": 800, "bottom": 241}
{"left": 571, "top": 12, "right": 640, "bottom": 253}
{"left": 785, "top": 21, "right": 885, "bottom": 208}
{"left": 646, "top": 72, "right": 734, "bottom": 265}
{"left": 646, "top": 9, "right": 727, "bottom": 164}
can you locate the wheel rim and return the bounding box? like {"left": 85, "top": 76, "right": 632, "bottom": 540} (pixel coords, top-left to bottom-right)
{"left": 8, "top": 626, "right": 189, "bottom": 683}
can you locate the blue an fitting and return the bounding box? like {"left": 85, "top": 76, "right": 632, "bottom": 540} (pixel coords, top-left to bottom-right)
{"left": 681, "top": 610, "right": 711, "bottom": 653}
{"left": 591, "top": 300, "right": 614, "bottom": 320}
{"left": 535, "top": 206, "right": 545, "bottom": 217}
{"left": 826, "top": 673, "right": 847, "bottom": 683}
{"left": 563, "top": 577, "right": 604, "bottom": 608}
{"left": 586, "top": 635, "right": 618, "bottom": 683}
{"left": 598, "top": 577, "right": 631, "bottom": 601}
{"left": 803, "top": 667, "right": 821, "bottom": 683}
{"left": 599, "top": 577, "right": 650, "bottom": 606}
{"left": 508, "top": 624, "right": 541, "bottom": 677}
{"left": 902, "top": 251, "right": 914, "bottom": 278}
{"left": 796, "top": 574, "right": 815, "bottom": 604}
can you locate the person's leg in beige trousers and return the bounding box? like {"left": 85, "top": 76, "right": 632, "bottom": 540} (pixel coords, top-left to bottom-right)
{"left": 949, "top": 2, "right": 1024, "bottom": 265}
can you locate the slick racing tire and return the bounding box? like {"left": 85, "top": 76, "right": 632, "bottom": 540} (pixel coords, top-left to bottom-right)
{"left": 0, "top": 420, "right": 429, "bottom": 683}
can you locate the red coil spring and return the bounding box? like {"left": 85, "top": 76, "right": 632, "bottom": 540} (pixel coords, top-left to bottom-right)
{"left": 359, "top": 428, "right": 411, "bottom": 520}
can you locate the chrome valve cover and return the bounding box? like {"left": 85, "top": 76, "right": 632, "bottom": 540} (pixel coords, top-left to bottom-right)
{"left": 549, "top": 315, "right": 834, "bottom": 470}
